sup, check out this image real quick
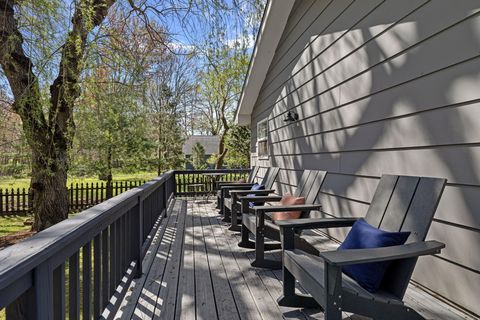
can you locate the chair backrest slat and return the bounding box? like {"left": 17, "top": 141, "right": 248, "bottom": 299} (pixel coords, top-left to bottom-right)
{"left": 264, "top": 167, "right": 280, "bottom": 189}
{"left": 259, "top": 168, "right": 271, "bottom": 186}
{"left": 248, "top": 166, "right": 259, "bottom": 183}
{"left": 379, "top": 176, "right": 420, "bottom": 232}
{"left": 293, "top": 170, "right": 312, "bottom": 197}
{"left": 401, "top": 177, "right": 446, "bottom": 241}
{"left": 364, "top": 175, "right": 398, "bottom": 227}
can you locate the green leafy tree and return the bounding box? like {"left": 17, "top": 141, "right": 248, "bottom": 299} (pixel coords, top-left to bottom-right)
{"left": 224, "top": 125, "right": 250, "bottom": 168}
{"left": 72, "top": 15, "right": 159, "bottom": 194}
{"left": 196, "top": 49, "right": 249, "bottom": 168}
{"left": 0, "top": 0, "right": 116, "bottom": 231}
{"left": 191, "top": 142, "right": 207, "bottom": 169}
{"left": 145, "top": 52, "right": 193, "bottom": 174}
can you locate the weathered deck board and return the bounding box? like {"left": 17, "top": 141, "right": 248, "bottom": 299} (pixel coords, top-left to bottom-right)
{"left": 116, "top": 198, "right": 476, "bottom": 320}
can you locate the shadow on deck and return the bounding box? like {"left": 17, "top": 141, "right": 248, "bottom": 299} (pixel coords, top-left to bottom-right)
{"left": 115, "top": 198, "right": 474, "bottom": 320}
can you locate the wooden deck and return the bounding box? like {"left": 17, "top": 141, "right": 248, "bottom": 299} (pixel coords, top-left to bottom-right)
{"left": 115, "top": 198, "right": 475, "bottom": 320}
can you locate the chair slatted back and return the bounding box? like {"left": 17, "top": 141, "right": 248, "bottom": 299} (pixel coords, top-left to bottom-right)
{"left": 247, "top": 166, "right": 259, "bottom": 183}
{"left": 293, "top": 170, "right": 312, "bottom": 197}
{"left": 364, "top": 175, "right": 446, "bottom": 299}
{"left": 296, "top": 170, "right": 327, "bottom": 219}
{"left": 263, "top": 167, "right": 280, "bottom": 190}
{"left": 305, "top": 171, "right": 327, "bottom": 205}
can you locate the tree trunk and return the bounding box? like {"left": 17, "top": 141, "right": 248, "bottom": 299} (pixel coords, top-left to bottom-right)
{"left": 31, "top": 150, "right": 69, "bottom": 230}
{"left": 215, "top": 130, "right": 228, "bottom": 169}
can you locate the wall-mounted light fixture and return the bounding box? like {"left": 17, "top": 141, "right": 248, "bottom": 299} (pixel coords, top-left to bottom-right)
{"left": 283, "top": 111, "right": 299, "bottom": 123}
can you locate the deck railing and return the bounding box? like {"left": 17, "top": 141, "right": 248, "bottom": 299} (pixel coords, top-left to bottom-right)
{"left": 0, "top": 170, "right": 176, "bottom": 320}
{"left": 174, "top": 168, "right": 250, "bottom": 196}
{"left": 0, "top": 168, "right": 249, "bottom": 319}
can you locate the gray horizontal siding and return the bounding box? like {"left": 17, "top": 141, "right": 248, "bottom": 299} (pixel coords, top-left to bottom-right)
{"left": 249, "top": 0, "right": 480, "bottom": 315}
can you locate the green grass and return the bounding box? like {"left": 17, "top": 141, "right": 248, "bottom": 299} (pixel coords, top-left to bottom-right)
{"left": 0, "top": 171, "right": 158, "bottom": 190}
{"left": 0, "top": 215, "right": 32, "bottom": 237}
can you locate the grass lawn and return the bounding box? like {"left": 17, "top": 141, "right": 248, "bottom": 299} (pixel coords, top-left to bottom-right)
{"left": 0, "top": 215, "right": 31, "bottom": 237}
{"left": 0, "top": 171, "right": 158, "bottom": 190}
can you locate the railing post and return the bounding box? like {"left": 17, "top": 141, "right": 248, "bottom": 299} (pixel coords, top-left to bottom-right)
{"left": 172, "top": 171, "right": 177, "bottom": 196}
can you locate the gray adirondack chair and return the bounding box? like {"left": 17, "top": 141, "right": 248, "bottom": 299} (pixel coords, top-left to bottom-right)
{"left": 222, "top": 167, "right": 280, "bottom": 228}
{"left": 216, "top": 166, "right": 259, "bottom": 209}
{"left": 234, "top": 170, "right": 327, "bottom": 269}
{"left": 275, "top": 175, "right": 446, "bottom": 320}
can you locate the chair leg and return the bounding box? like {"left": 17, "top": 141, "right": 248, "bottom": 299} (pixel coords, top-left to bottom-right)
{"left": 222, "top": 206, "right": 231, "bottom": 222}
{"left": 277, "top": 266, "right": 320, "bottom": 308}
{"left": 228, "top": 205, "right": 241, "bottom": 232}
{"left": 324, "top": 306, "right": 342, "bottom": 320}
{"left": 250, "top": 226, "right": 282, "bottom": 269}
{"left": 238, "top": 223, "right": 255, "bottom": 248}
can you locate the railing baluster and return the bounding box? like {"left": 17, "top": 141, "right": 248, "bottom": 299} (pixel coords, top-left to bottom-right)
{"left": 34, "top": 263, "right": 53, "bottom": 320}
{"left": 52, "top": 263, "right": 65, "bottom": 320}
{"left": 82, "top": 242, "right": 92, "bottom": 320}
{"left": 109, "top": 221, "right": 116, "bottom": 297}
{"left": 53, "top": 263, "right": 66, "bottom": 319}
{"left": 121, "top": 214, "right": 126, "bottom": 271}
{"left": 69, "top": 252, "right": 80, "bottom": 320}
{"left": 134, "top": 196, "right": 142, "bottom": 278}
{"left": 101, "top": 228, "right": 109, "bottom": 309}
{"left": 93, "top": 234, "right": 101, "bottom": 317}
{"left": 115, "top": 219, "right": 122, "bottom": 288}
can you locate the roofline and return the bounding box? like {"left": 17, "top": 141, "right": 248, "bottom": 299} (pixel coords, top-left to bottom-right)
{"left": 235, "top": 0, "right": 295, "bottom": 125}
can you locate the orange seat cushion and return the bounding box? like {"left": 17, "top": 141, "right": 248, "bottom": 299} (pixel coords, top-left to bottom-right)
{"left": 270, "top": 193, "right": 306, "bottom": 221}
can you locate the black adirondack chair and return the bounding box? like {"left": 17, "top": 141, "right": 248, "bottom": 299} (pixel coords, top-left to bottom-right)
{"left": 216, "top": 166, "right": 259, "bottom": 209}
{"left": 223, "top": 167, "right": 280, "bottom": 231}
{"left": 233, "top": 170, "right": 327, "bottom": 269}
{"left": 275, "top": 175, "right": 446, "bottom": 320}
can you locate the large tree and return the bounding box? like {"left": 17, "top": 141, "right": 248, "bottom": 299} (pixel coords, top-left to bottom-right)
{"left": 196, "top": 49, "right": 249, "bottom": 168}
{"left": 0, "top": 0, "right": 115, "bottom": 230}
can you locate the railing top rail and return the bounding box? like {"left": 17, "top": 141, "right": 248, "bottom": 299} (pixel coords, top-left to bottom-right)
{"left": 0, "top": 170, "right": 174, "bottom": 291}
{"left": 174, "top": 168, "right": 250, "bottom": 174}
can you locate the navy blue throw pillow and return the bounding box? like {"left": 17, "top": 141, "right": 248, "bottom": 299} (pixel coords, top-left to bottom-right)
{"left": 248, "top": 183, "right": 265, "bottom": 207}
{"left": 338, "top": 218, "right": 410, "bottom": 293}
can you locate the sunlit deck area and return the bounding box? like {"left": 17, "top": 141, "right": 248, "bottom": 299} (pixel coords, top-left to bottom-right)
{"left": 114, "top": 198, "right": 473, "bottom": 320}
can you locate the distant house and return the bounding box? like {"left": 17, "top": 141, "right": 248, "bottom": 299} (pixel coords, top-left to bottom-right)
{"left": 182, "top": 135, "right": 220, "bottom": 169}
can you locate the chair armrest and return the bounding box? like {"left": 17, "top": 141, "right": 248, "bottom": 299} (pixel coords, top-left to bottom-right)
{"left": 221, "top": 184, "right": 255, "bottom": 190}
{"left": 218, "top": 182, "right": 254, "bottom": 188}
{"left": 253, "top": 204, "right": 321, "bottom": 213}
{"left": 319, "top": 240, "right": 445, "bottom": 266}
{"left": 238, "top": 195, "right": 283, "bottom": 202}
{"left": 229, "top": 189, "right": 275, "bottom": 196}
{"left": 276, "top": 217, "right": 358, "bottom": 230}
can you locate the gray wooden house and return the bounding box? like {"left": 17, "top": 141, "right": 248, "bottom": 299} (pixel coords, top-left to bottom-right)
{"left": 236, "top": 0, "right": 480, "bottom": 316}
